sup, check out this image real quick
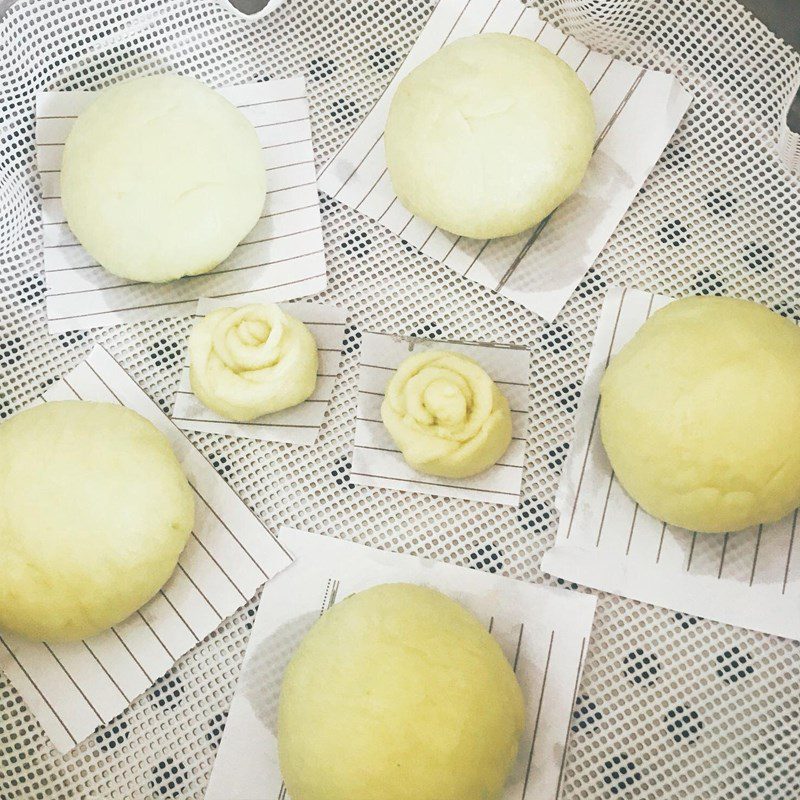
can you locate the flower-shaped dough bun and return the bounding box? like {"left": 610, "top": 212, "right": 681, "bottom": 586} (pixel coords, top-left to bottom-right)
{"left": 381, "top": 350, "right": 512, "bottom": 479}
{"left": 189, "top": 304, "right": 318, "bottom": 422}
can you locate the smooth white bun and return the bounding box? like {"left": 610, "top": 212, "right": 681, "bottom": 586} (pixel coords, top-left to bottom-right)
{"left": 61, "top": 74, "right": 266, "bottom": 283}
{"left": 384, "top": 33, "right": 595, "bottom": 239}
{"left": 278, "top": 583, "right": 525, "bottom": 800}
{"left": 0, "top": 401, "right": 194, "bottom": 641}
{"left": 600, "top": 296, "right": 800, "bottom": 533}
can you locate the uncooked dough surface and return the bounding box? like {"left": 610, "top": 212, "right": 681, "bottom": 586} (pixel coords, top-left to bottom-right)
{"left": 60, "top": 74, "right": 266, "bottom": 283}
{"left": 384, "top": 33, "right": 595, "bottom": 239}
{"left": 0, "top": 401, "right": 194, "bottom": 641}
{"left": 381, "top": 350, "right": 512, "bottom": 478}
{"left": 600, "top": 296, "right": 800, "bottom": 533}
{"left": 189, "top": 303, "right": 318, "bottom": 422}
{"left": 278, "top": 583, "right": 525, "bottom": 800}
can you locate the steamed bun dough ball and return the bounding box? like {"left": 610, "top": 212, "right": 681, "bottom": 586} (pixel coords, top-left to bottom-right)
{"left": 0, "top": 401, "right": 194, "bottom": 641}
{"left": 381, "top": 350, "right": 513, "bottom": 478}
{"left": 384, "top": 33, "right": 595, "bottom": 239}
{"left": 189, "top": 303, "right": 318, "bottom": 422}
{"left": 278, "top": 583, "right": 525, "bottom": 800}
{"left": 600, "top": 296, "right": 800, "bottom": 533}
{"left": 61, "top": 75, "right": 266, "bottom": 283}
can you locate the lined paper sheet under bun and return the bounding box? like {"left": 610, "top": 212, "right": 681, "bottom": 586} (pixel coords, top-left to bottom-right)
{"left": 351, "top": 331, "right": 530, "bottom": 505}
{"left": 542, "top": 286, "right": 800, "bottom": 642}
{"left": 37, "top": 76, "right": 327, "bottom": 333}
{"left": 317, "top": 0, "right": 692, "bottom": 322}
{"left": 0, "top": 346, "right": 293, "bottom": 753}
{"left": 205, "top": 527, "right": 598, "bottom": 800}
{"left": 172, "top": 297, "right": 348, "bottom": 445}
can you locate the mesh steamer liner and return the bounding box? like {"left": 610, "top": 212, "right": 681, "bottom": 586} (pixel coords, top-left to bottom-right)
{"left": 0, "top": 0, "right": 799, "bottom": 798}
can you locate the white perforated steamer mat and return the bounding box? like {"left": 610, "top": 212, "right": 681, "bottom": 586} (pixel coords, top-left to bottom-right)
{"left": 0, "top": 0, "right": 799, "bottom": 798}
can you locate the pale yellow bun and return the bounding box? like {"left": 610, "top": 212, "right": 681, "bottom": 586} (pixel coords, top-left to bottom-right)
{"left": 384, "top": 33, "right": 594, "bottom": 239}
{"left": 61, "top": 74, "right": 265, "bottom": 283}
{"left": 381, "top": 350, "right": 512, "bottom": 478}
{"left": 0, "top": 401, "right": 194, "bottom": 641}
{"left": 189, "top": 303, "right": 318, "bottom": 422}
{"left": 278, "top": 583, "right": 525, "bottom": 800}
{"left": 600, "top": 296, "right": 800, "bottom": 533}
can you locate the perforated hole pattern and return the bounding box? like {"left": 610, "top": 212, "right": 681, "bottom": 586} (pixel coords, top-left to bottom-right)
{"left": 1, "top": 0, "right": 799, "bottom": 797}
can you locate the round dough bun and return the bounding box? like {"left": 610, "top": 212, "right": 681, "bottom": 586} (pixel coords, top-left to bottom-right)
{"left": 278, "top": 583, "right": 525, "bottom": 800}
{"left": 384, "top": 33, "right": 595, "bottom": 239}
{"left": 600, "top": 296, "right": 800, "bottom": 533}
{"left": 0, "top": 401, "right": 194, "bottom": 641}
{"left": 61, "top": 74, "right": 266, "bottom": 283}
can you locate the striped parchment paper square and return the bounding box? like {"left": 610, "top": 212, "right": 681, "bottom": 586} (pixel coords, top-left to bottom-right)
{"left": 542, "top": 286, "right": 800, "bottom": 641}
{"left": 206, "top": 527, "right": 598, "bottom": 800}
{"left": 37, "top": 77, "right": 326, "bottom": 332}
{"left": 172, "top": 297, "right": 347, "bottom": 445}
{"left": 316, "top": 0, "right": 692, "bottom": 322}
{"left": 0, "top": 345, "right": 293, "bottom": 752}
{"left": 352, "top": 330, "right": 530, "bottom": 505}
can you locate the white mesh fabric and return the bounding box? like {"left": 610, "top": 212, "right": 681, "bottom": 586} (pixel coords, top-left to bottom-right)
{"left": 1, "top": 0, "right": 799, "bottom": 798}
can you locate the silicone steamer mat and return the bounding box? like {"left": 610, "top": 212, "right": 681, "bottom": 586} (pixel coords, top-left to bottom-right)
{"left": 0, "top": 345, "right": 293, "bottom": 753}
{"left": 317, "top": 0, "right": 693, "bottom": 322}
{"left": 37, "top": 76, "right": 326, "bottom": 333}
{"left": 542, "top": 287, "right": 800, "bottom": 641}
{"left": 2, "top": 0, "right": 800, "bottom": 797}
{"left": 205, "top": 528, "right": 598, "bottom": 800}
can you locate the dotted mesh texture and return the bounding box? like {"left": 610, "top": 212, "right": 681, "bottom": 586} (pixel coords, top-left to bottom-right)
{"left": 1, "top": 0, "right": 799, "bottom": 798}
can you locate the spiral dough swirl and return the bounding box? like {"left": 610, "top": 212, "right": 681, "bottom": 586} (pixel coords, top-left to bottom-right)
{"left": 189, "top": 303, "right": 318, "bottom": 422}
{"left": 381, "top": 350, "right": 512, "bottom": 479}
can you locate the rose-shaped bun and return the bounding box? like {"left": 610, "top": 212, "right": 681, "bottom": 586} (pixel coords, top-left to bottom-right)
{"left": 381, "top": 350, "right": 512, "bottom": 478}
{"left": 189, "top": 304, "right": 318, "bottom": 422}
